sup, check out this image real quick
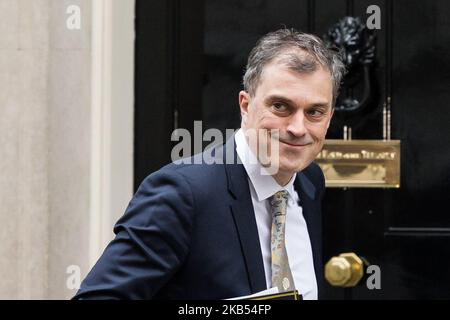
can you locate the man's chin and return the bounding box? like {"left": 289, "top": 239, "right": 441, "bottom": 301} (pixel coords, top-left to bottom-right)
{"left": 279, "top": 161, "right": 310, "bottom": 174}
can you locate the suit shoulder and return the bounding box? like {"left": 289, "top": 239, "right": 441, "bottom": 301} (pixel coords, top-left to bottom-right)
{"left": 302, "top": 162, "right": 325, "bottom": 195}
{"left": 141, "top": 153, "right": 226, "bottom": 193}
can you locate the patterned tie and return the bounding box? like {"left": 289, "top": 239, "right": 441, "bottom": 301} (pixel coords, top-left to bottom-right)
{"left": 270, "top": 190, "right": 295, "bottom": 292}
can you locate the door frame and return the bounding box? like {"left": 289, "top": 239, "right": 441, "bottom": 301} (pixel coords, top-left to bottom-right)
{"left": 90, "top": 0, "right": 135, "bottom": 266}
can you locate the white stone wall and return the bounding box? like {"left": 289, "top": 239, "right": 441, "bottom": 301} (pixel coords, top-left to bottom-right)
{"left": 0, "top": 0, "right": 134, "bottom": 300}
{"left": 48, "top": 0, "right": 93, "bottom": 300}
{"left": 0, "top": 0, "right": 91, "bottom": 299}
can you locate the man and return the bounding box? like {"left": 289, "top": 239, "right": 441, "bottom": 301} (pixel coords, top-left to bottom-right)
{"left": 74, "top": 29, "right": 345, "bottom": 300}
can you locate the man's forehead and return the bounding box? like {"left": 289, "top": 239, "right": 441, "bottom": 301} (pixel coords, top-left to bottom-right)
{"left": 255, "top": 63, "right": 333, "bottom": 105}
{"left": 258, "top": 62, "right": 332, "bottom": 90}
{"left": 261, "top": 56, "right": 329, "bottom": 80}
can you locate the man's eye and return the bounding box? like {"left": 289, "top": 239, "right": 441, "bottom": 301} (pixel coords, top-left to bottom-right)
{"left": 272, "top": 103, "right": 287, "bottom": 111}
{"left": 307, "top": 109, "right": 324, "bottom": 117}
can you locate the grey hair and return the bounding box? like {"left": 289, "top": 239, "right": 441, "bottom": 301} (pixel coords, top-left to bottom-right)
{"left": 243, "top": 28, "right": 346, "bottom": 106}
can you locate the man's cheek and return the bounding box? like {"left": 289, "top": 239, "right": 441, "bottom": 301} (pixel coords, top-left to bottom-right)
{"left": 261, "top": 113, "right": 283, "bottom": 128}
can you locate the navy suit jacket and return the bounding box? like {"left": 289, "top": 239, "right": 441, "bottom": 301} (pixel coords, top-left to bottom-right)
{"left": 74, "top": 137, "right": 325, "bottom": 300}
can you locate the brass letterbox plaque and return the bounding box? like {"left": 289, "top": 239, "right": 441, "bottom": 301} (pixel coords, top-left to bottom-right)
{"left": 316, "top": 139, "right": 401, "bottom": 188}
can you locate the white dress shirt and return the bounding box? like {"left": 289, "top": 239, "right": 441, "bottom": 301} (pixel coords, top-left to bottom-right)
{"left": 234, "top": 129, "right": 318, "bottom": 300}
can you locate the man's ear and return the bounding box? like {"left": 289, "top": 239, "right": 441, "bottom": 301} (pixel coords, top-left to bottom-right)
{"left": 239, "top": 90, "right": 250, "bottom": 112}
{"left": 239, "top": 90, "right": 250, "bottom": 125}
{"left": 326, "top": 107, "right": 335, "bottom": 129}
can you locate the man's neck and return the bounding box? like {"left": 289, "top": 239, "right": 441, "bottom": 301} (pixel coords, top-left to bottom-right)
{"left": 240, "top": 127, "right": 295, "bottom": 187}
{"left": 273, "top": 171, "right": 294, "bottom": 187}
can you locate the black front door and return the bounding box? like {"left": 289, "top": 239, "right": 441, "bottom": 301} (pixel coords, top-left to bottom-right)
{"left": 135, "top": 0, "right": 450, "bottom": 299}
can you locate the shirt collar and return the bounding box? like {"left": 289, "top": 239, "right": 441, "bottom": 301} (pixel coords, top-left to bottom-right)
{"left": 235, "top": 128, "right": 297, "bottom": 202}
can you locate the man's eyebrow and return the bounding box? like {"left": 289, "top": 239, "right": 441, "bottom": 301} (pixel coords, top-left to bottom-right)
{"left": 264, "top": 95, "right": 295, "bottom": 105}
{"left": 308, "top": 103, "right": 331, "bottom": 109}
{"left": 265, "top": 95, "right": 331, "bottom": 109}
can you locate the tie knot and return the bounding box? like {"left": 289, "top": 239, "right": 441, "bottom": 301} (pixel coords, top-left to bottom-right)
{"left": 269, "top": 190, "right": 289, "bottom": 207}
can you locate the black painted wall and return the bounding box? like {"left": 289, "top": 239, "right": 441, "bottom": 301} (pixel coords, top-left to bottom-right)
{"left": 135, "top": 0, "right": 450, "bottom": 298}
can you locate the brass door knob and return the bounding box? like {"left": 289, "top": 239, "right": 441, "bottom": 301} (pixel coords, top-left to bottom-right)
{"left": 325, "top": 252, "right": 365, "bottom": 287}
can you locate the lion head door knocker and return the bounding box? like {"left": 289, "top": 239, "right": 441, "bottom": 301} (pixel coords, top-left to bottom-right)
{"left": 324, "top": 16, "right": 378, "bottom": 133}
{"left": 315, "top": 17, "right": 401, "bottom": 189}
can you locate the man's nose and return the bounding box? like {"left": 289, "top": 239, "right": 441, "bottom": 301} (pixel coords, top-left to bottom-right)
{"left": 286, "top": 111, "right": 308, "bottom": 137}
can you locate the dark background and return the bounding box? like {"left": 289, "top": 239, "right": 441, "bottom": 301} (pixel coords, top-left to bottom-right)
{"left": 134, "top": 0, "right": 450, "bottom": 299}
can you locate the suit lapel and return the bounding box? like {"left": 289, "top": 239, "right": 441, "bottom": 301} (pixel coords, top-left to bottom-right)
{"left": 294, "top": 172, "right": 323, "bottom": 293}
{"left": 223, "top": 138, "right": 267, "bottom": 294}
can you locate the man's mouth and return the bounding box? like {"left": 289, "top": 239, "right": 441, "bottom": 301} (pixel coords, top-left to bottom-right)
{"left": 280, "top": 140, "right": 312, "bottom": 147}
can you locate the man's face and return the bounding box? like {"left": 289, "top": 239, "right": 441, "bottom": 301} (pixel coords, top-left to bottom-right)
{"left": 239, "top": 59, "right": 334, "bottom": 177}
